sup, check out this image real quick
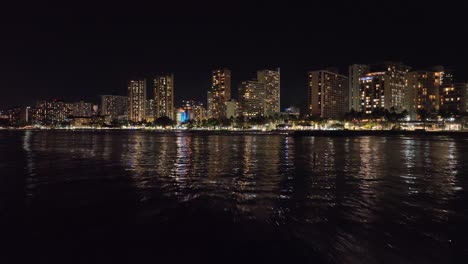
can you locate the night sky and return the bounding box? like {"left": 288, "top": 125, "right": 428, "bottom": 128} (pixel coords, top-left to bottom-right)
{"left": 1, "top": 0, "right": 467, "bottom": 109}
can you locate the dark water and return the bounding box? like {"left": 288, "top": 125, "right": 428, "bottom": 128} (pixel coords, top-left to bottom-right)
{"left": 1, "top": 130, "right": 468, "bottom": 263}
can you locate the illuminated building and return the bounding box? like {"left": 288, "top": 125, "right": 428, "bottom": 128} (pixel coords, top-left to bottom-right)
{"left": 1, "top": 106, "right": 31, "bottom": 126}
{"left": 181, "top": 100, "right": 195, "bottom": 121}
{"left": 154, "top": 74, "right": 174, "bottom": 120}
{"left": 100, "top": 95, "right": 128, "bottom": 121}
{"left": 373, "top": 62, "right": 411, "bottom": 112}
{"left": 128, "top": 79, "right": 147, "bottom": 122}
{"left": 257, "top": 68, "right": 280, "bottom": 116}
{"left": 70, "top": 117, "right": 93, "bottom": 127}
{"left": 464, "top": 84, "right": 468, "bottom": 113}
{"left": 176, "top": 108, "right": 186, "bottom": 125}
{"left": 181, "top": 111, "right": 190, "bottom": 123}
{"left": 208, "top": 68, "right": 231, "bottom": 119}
{"left": 70, "top": 116, "right": 111, "bottom": 127}
{"left": 405, "top": 71, "right": 441, "bottom": 120}
{"left": 307, "top": 70, "right": 348, "bottom": 119}
{"left": 440, "top": 83, "right": 468, "bottom": 114}
{"left": 180, "top": 110, "right": 190, "bottom": 124}
{"left": 33, "top": 100, "right": 70, "bottom": 125}
{"left": 357, "top": 62, "right": 411, "bottom": 114}
{"left": 146, "top": 99, "right": 156, "bottom": 122}
{"left": 19, "top": 106, "right": 31, "bottom": 124}
{"left": 193, "top": 103, "right": 207, "bottom": 123}
{"left": 179, "top": 100, "right": 207, "bottom": 123}
{"left": 0, "top": 110, "right": 7, "bottom": 119}
{"left": 69, "top": 101, "right": 93, "bottom": 117}
{"left": 0, "top": 110, "right": 8, "bottom": 126}
{"left": 438, "top": 67, "right": 455, "bottom": 85}
{"left": 348, "top": 64, "right": 369, "bottom": 111}
{"left": 359, "top": 72, "right": 386, "bottom": 114}
{"left": 5, "top": 107, "right": 21, "bottom": 126}
{"left": 239, "top": 80, "right": 265, "bottom": 117}
{"left": 207, "top": 90, "right": 213, "bottom": 117}
{"left": 225, "top": 100, "right": 238, "bottom": 119}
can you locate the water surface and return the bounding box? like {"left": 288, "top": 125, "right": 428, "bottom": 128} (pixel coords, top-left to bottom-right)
{"left": 1, "top": 130, "right": 467, "bottom": 263}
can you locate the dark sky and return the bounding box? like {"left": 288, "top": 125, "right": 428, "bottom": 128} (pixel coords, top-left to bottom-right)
{"left": 1, "top": 0, "right": 467, "bottom": 109}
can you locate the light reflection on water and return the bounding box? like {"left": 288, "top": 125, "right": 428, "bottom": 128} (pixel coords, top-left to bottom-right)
{"left": 1, "top": 130, "right": 467, "bottom": 263}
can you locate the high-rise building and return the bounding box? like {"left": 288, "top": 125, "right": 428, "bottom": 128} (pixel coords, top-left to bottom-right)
{"left": 100, "top": 95, "right": 128, "bottom": 121}
{"left": 208, "top": 69, "right": 231, "bottom": 119}
{"left": 154, "top": 74, "right": 174, "bottom": 120}
{"left": 373, "top": 62, "right": 411, "bottom": 111}
{"left": 146, "top": 99, "right": 156, "bottom": 122}
{"left": 359, "top": 72, "right": 387, "bottom": 114}
{"left": 6, "top": 107, "right": 21, "bottom": 126}
{"left": 207, "top": 90, "right": 213, "bottom": 118}
{"left": 440, "top": 83, "right": 468, "bottom": 114}
{"left": 128, "top": 79, "right": 147, "bottom": 122}
{"left": 357, "top": 62, "right": 411, "bottom": 114}
{"left": 239, "top": 80, "right": 265, "bottom": 117}
{"left": 19, "top": 106, "right": 31, "bottom": 125}
{"left": 69, "top": 101, "right": 93, "bottom": 117}
{"left": 33, "top": 100, "right": 70, "bottom": 125}
{"left": 307, "top": 70, "right": 348, "bottom": 119}
{"left": 348, "top": 64, "right": 369, "bottom": 111}
{"left": 463, "top": 84, "right": 468, "bottom": 113}
{"left": 225, "top": 100, "right": 238, "bottom": 119}
{"left": 257, "top": 68, "right": 280, "bottom": 116}
{"left": 193, "top": 103, "right": 207, "bottom": 123}
{"left": 405, "top": 71, "right": 442, "bottom": 120}
{"left": 438, "top": 67, "right": 455, "bottom": 85}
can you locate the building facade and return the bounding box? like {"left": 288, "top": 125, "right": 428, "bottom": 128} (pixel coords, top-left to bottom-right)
{"left": 356, "top": 62, "right": 411, "bottom": 114}
{"left": 359, "top": 72, "right": 387, "bottom": 114}
{"left": 19, "top": 106, "right": 31, "bottom": 125}
{"left": 307, "top": 70, "right": 348, "bottom": 119}
{"left": 208, "top": 69, "right": 231, "bottom": 119}
{"left": 146, "top": 99, "right": 156, "bottom": 122}
{"left": 179, "top": 100, "right": 200, "bottom": 122}
{"left": 239, "top": 80, "right": 265, "bottom": 117}
{"left": 440, "top": 83, "right": 468, "bottom": 114}
{"left": 257, "top": 68, "right": 280, "bottom": 116}
{"left": 69, "top": 101, "right": 93, "bottom": 117}
{"left": 440, "top": 68, "right": 455, "bottom": 85}
{"left": 128, "top": 79, "right": 147, "bottom": 122}
{"left": 373, "top": 62, "right": 411, "bottom": 112}
{"left": 193, "top": 103, "right": 207, "bottom": 123}
{"left": 348, "top": 64, "right": 369, "bottom": 111}
{"left": 405, "top": 71, "right": 441, "bottom": 120}
{"left": 100, "top": 95, "right": 128, "bottom": 121}
{"left": 33, "top": 100, "right": 70, "bottom": 125}
{"left": 225, "top": 100, "right": 238, "bottom": 119}
{"left": 154, "top": 74, "right": 174, "bottom": 120}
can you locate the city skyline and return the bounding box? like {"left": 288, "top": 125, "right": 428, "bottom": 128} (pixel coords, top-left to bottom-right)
{"left": 1, "top": 63, "right": 464, "bottom": 109}
{"left": 2, "top": 62, "right": 467, "bottom": 129}
{"left": 2, "top": 2, "right": 468, "bottom": 263}
{"left": 2, "top": 1, "right": 468, "bottom": 109}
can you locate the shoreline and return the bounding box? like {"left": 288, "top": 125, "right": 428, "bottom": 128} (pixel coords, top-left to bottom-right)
{"left": 1, "top": 127, "right": 468, "bottom": 136}
{"left": 291, "top": 129, "right": 468, "bottom": 137}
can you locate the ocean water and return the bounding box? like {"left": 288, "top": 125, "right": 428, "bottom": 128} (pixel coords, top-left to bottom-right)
{"left": 1, "top": 130, "right": 467, "bottom": 263}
